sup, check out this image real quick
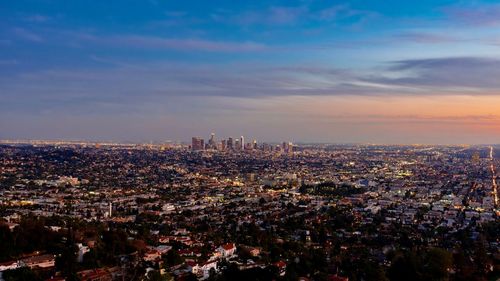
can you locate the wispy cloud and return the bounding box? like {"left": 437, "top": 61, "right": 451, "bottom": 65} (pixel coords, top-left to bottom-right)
{"left": 367, "top": 57, "right": 500, "bottom": 90}
{"left": 393, "top": 32, "right": 462, "bottom": 44}
{"left": 109, "top": 36, "right": 266, "bottom": 52}
{"left": 11, "top": 27, "right": 43, "bottom": 42}
{"left": 211, "top": 6, "right": 307, "bottom": 26}
{"left": 317, "top": 4, "right": 378, "bottom": 23}
{"left": 67, "top": 32, "right": 267, "bottom": 52}
{"left": 0, "top": 59, "right": 18, "bottom": 65}
{"left": 5, "top": 55, "right": 500, "bottom": 116}
{"left": 443, "top": 3, "right": 500, "bottom": 26}
{"left": 310, "top": 113, "right": 500, "bottom": 124}
{"left": 211, "top": 4, "right": 377, "bottom": 27}
{"left": 23, "top": 14, "right": 51, "bottom": 23}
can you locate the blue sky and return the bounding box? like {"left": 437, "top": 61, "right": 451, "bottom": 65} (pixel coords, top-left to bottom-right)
{"left": 2, "top": 0, "right": 500, "bottom": 143}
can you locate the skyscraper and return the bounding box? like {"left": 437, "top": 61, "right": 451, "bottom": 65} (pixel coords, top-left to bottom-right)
{"left": 192, "top": 137, "right": 205, "bottom": 151}
{"left": 234, "top": 139, "right": 240, "bottom": 150}
{"left": 240, "top": 136, "right": 244, "bottom": 150}
{"left": 227, "top": 137, "right": 233, "bottom": 150}
{"left": 208, "top": 133, "right": 216, "bottom": 149}
{"left": 221, "top": 139, "right": 226, "bottom": 151}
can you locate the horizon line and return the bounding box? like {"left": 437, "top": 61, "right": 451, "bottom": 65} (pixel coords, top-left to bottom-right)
{"left": 0, "top": 138, "right": 497, "bottom": 147}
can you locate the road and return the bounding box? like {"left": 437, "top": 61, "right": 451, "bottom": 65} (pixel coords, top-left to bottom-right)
{"left": 489, "top": 146, "right": 498, "bottom": 208}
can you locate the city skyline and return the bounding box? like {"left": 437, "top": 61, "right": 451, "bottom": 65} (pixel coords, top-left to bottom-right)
{"left": 3, "top": 1, "right": 500, "bottom": 143}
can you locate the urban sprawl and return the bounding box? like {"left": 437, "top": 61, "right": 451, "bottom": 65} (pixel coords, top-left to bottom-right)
{"left": 0, "top": 135, "right": 498, "bottom": 281}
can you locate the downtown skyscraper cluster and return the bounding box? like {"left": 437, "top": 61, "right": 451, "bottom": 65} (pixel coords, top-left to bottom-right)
{"left": 192, "top": 133, "right": 293, "bottom": 154}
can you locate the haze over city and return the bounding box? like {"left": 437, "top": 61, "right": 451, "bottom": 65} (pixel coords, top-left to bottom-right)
{"left": 2, "top": 1, "right": 500, "bottom": 143}
{"left": 2, "top": 2, "right": 500, "bottom": 281}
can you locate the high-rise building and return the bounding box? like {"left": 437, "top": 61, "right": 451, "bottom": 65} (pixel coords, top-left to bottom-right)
{"left": 208, "top": 133, "right": 216, "bottom": 149}
{"left": 220, "top": 139, "right": 226, "bottom": 151}
{"left": 192, "top": 137, "right": 205, "bottom": 150}
{"left": 234, "top": 139, "right": 240, "bottom": 150}
{"left": 282, "top": 141, "right": 293, "bottom": 154}
{"left": 227, "top": 137, "right": 233, "bottom": 150}
{"left": 245, "top": 142, "right": 252, "bottom": 150}
{"left": 240, "top": 136, "right": 245, "bottom": 150}
{"left": 262, "top": 143, "right": 271, "bottom": 152}
{"left": 252, "top": 139, "right": 257, "bottom": 150}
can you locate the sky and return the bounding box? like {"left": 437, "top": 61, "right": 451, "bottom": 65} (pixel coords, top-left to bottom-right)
{"left": 2, "top": 0, "right": 500, "bottom": 144}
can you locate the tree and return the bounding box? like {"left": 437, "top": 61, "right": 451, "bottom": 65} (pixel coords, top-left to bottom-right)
{"left": 145, "top": 270, "right": 170, "bottom": 281}
{"left": 2, "top": 267, "right": 42, "bottom": 281}
{"left": 387, "top": 251, "right": 420, "bottom": 281}
{"left": 162, "top": 250, "right": 183, "bottom": 267}
{"left": 0, "top": 224, "right": 15, "bottom": 261}
{"left": 423, "top": 248, "right": 452, "bottom": 280}
{"left": 55, "top": 226, "right": 79, "bottom": 281}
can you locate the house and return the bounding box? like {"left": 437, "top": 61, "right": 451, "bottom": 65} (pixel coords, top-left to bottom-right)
{"left": 45, "top": 277, "right": 66, "bottom": 281}
{"left": 185, "top": 260, "right": 199, "bottom": 275}
{"left": 0, "top": 261, "right": 18, "bottom": 272}
{"left": 2, "top": 222, "right": 19, "bottom": 231}
{"left": 155, "top": 245, "right": 172, "bottom": 255}
{"left": 77, "top": 243, "right": 90, "bottom": 263}
{"left": 179, "top": 249, "right": 196, "bottom": 257}
{"left": 20, "top": 254, "right": 55, "bottom": 269}
{"left": 274, "top": 261, "right": 286, "bottom": 276}
{"left": 77, "top": 268, "right": 112, "bottom": 281}
{"left": 158, "top": 235, "right": 193, "bottom": 246}
{"left": 241, "top": 246, "right": 260, "bottom": 257}
{"left": 217, "top": 243, "right": 236, "bottom": 258}
{"left": 209, "top": 251, "right": 221, "bottom": 261}
{"left": 328, "top": 275, "right": 349, "bottom": 281}
{"left": 199, "top": 260, "right": 217, "bottom": 279}
{"left": 143, "top": 250, "right": 161, "bottom": 262}
{"left": 185, "top": 259, "right": 218, "bottom": 279}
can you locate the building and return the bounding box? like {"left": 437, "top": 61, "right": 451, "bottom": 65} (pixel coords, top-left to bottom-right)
{"left": 0, "top": 261, "right": 18, "bottom": 272}
{"left": 208, "top": 133, "right": 216, "bottom": 149}
{"left": 192, "top": 137, "right": 205, "bottom": 151}
{"left": 20, "top": 254, "right": 55, "bottom": 269}
{"left": 77, "top": 268, "right": 113, "bottom": 281}
{"left": 220, "top": 140, "right": 226, "bottom": 151}
{"left": 217, "top": 243, "right": 236, "bottom": 258}
{"left": 77, "top": 243, "right": 90, "bottom": 263}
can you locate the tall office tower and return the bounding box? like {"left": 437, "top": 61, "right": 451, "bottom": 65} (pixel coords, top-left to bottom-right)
{"left": 287, "top": 142, "right": 293, "bottom": 154}
{"left": 192, "top": 137, "right": 205, "bottom": 151}
{"left": 252, "top": 139, "right": 257, "bottom": 150}
{"left": 240, "top": 136, "right": 245, "bottom": 150}
{"left": 221, "top": 140, "right": 227, "bottom": 151}
{"left": 234, "top": 139, "right": 240, "bottom": 150}
{"left": 227, "top": 137, "right": 233, "bottom": 150}
{"left": 262, "top": 143, "right": 270, "bottom": 152}
{"left": 191, "top": 137, "right": 197, "bottom": 150}
{"left": 208, "top": 133, "right": 216, "bottom": 149}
